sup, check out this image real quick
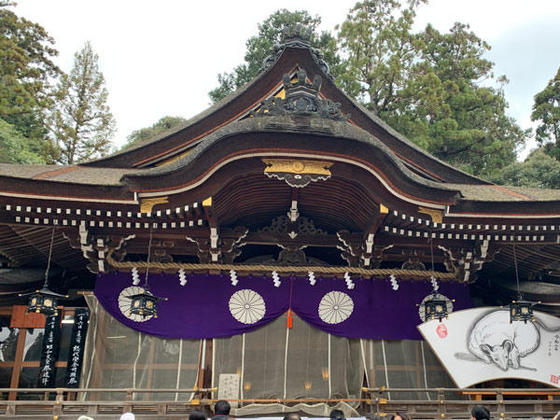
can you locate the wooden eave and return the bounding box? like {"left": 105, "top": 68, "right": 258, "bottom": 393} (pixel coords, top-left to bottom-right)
{"left": 83, "top": 45, "right": 488, "bottom": 186}
{"left": 1, "top": 114, "right": 560, "bottom": 228}
{"left": 122, "top": 117, "right": 462, "bottom": 206}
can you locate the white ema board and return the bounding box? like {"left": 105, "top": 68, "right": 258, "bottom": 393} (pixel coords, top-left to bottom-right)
{"left": 217, "top": 373, "right": 240, "bottom": 408}
{"left": 418, "top": 307, "right": 560, "bottom": 388}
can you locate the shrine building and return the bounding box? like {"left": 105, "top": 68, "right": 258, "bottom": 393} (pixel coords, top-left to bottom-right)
{"left": 0, "top": 27, "right": 559, "bottom": 419}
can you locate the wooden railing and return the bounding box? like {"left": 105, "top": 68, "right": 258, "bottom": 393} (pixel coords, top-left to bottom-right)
{"left": 0, "top": 387, "right": 557, "bottom": 418}
{"left": 362, "top": 387, "right": 560, "bottom": 419}
{"left": 0, "top": 387, "right": 211, "bottom": 418}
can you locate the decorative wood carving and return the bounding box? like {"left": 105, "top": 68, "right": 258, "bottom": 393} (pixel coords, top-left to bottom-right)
{"left": 336, "top": 230, "right": 393, "bottom": 268}
{"left": 418, "top": 206, "right": 443, "bottom": 223}
{"left": 372, "top": 244, "right": 394, "bottom": 268}
{"left": 336, "top": 230, "right": 363, "bottom": 267}
{"left": 277, "top": 244, "right": 308, "bottom": 266}
{"left": 438, "top": 239, "right": 496, "bottom": 282}
{"left": 257, "top": 213, "right": 330, "bottom": 266}
{"left": 262, "top": 158, "right": 333, "bottom": 188}
{"left": 221, "top": 227, "right": 249, "bottom": 264}
{"left": 140, "top": 196, "right": 169, "bottom": 214}
{"left": 401, "top": 249, "right": 427, "bottom": 270}
{"left": 261, "top": 25, "right": 333, "bottom": 79}
{"left": 251, "top": 68, "right": 345, "bottom": 120}
{"left": 259, "top": 215, "right": 327, "bottom": 238}
{"left": 187, "top": 226, "right": 248, "bottom": 264}
{"left": 63, "top": 225, "right": 135, "bottom": 273}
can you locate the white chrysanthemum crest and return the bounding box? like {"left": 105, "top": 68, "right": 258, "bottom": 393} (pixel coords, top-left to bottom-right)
{"left": 272, "top": 271, "right": 281, "bottom": 287}
{"left": 390, "top": 274, "right": 399, "bottom": 291}
{"left": 178, "top": 268, "right": 187, "bottom": 286}
{"left": 431, "top": 275, "right": 439, "bottom": 292}
{"left": 230, "top": 269, "right": 238, "bottom": 286}
{"left": 132, "top": 267, "right": 140, "bottom": 285}
{"left": 308, "top": 271, "right": 316, "bottom": 286}
{"left": 344, "top": 272, "right": 355, "bottom": 290}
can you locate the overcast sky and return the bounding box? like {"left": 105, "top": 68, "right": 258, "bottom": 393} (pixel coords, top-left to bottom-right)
{"left": 13, "top": 0, "right": 560, "bottom": 158}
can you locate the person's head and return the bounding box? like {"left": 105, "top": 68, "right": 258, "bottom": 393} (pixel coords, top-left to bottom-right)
{"left": 471, "top": 405, "right": 490, "bottom": 420}
{"left": 190, "top": 410, "right": 207, "bottom": 420}
{"left": 120, "top": 413, "right": 135, "bottom": 420}
{"left": 283, "top": 414, "right": 302, "bottom": 420}
{"left": 214, "top": 400, "right": 231, "bottom": 416}
{"left": 330, "top": 409, "right": 345, "bottom": 420}
{"left": 391, "top": 413, "right": 410, "bottom": 420}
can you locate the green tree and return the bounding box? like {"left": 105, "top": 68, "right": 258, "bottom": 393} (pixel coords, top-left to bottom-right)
{"left": 397, "top": 23, "right": 527, "bottom": 176}
{"left": 336, "top": 0, "right": 424, "bottom": 114}
{"left": 337, "top": 1, "right": 527, "bottom": 177}
{"left": 491, "top": 148, "right": 560, "bottom": 189}
{"left": 123, "top": 116, "right": 187, "bottom": 149}
{"left": 531, "top": 66, "right": 560, "bottom": 160}
{"left": 48, "top": 42, "right": 115, "bottom": 164}
{"left": 0, "top": 118, "right": 44, "bottom": 163}
{"left": 209, "top": 9, "right": 339, "bottom": 103}
{"left": 0, "top": 1, "right": 60, "bottom": 163}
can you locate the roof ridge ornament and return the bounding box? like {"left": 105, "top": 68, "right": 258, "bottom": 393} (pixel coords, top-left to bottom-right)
{"left": 261, "top": 24, "right": 333, "bottom": 79}
{"left": 251, "top": 69, "right": 347, "bottom": 121}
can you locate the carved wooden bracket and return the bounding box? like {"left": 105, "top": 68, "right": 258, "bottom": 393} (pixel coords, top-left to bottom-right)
{"left": 438, "top": 239, "right": 496, "bottom": 282}
{"left": 336, "top": 230, "right": 363, "bottom": 267}
{"left": 187, "top": 226, "right": 248, "bottom": 264}
{"left": 259, "top": 215, "right": 327, "bottom": 240}
{"left": 64, "top": 223, "right": 134, "bottom": 273}
{"left": 336, "top": 230, "right": 393, "bottom": 268}
{"left": 372, "top": 244, "right": 394, "bottom": 268}
{"left": 401, "top": 249, "right": 427, "bottom": 270}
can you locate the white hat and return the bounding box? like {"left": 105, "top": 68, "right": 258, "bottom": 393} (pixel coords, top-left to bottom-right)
{"left": 120, "top": 413, "right": 135, "bottom": 420}
{"left": 77, "top": 416, "right": 95, "bottom": 420}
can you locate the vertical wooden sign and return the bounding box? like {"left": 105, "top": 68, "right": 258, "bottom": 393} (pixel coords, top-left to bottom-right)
{"left": 38, "top": 313, "right": 61, "bottom": 388}
{"left": 65, "top": 308, "right": 89, "bottom": 387}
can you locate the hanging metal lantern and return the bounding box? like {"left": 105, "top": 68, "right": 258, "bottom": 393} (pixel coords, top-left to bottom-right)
{"left": 509, "top": 246, "right": 540, "bottom": 323}
{"left": 25, "top": 287, "right": 67, "bottom": 316}
{"left": 127, "top": 290, "right": 162, "bottom": 319}
{"left": 120, "top": 227, "right": 166, "bottom": 320}
{"left": 19, "top": 228, "right": 68, "bottom": 316}
{"left": 509, "top": 300, "right": 536, "bottom": 323}
{"left": 418, "top": 293, "right": 454, "bottom": 322}
{"left": 424, "top": 296, "right": 448, "bottom": 321}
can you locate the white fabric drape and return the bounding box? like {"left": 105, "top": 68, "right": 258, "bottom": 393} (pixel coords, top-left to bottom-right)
{"left": 213, "top": 312, "right": 362, "bottom": 417}
{"left": 81, "top": 296, "right": 458, "bottom": 408}
{"left": 360, "top": 338, "right": 461, "bottom": 400}
{"left": 81, "top": 296, "right": 201, "bottom": 401}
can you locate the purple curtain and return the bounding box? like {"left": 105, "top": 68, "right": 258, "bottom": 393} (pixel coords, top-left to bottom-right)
{"left": 95, "top": 272, "right": 471, "bottom": 340}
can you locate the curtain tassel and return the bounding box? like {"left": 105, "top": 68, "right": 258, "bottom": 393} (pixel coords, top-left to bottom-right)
{"left": 287, "top": 309, "right": 293, "bottom": 329}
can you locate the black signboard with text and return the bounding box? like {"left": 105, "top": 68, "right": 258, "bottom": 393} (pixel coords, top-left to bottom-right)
{"left": 37, "top": 312, "right": 61, "bottom": 388}
{"left": 64, "top": 308, "right": 89, "bottom": 387}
